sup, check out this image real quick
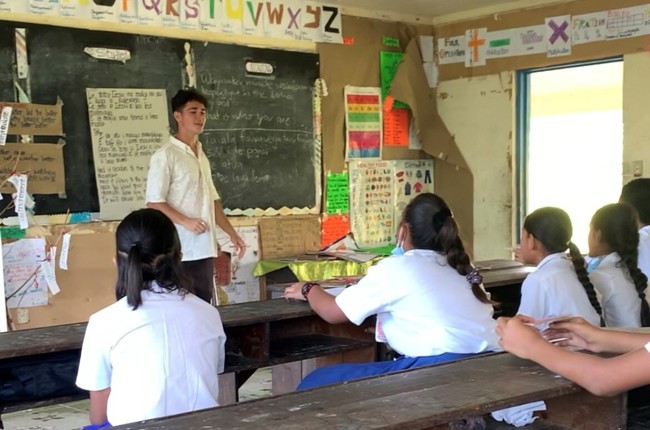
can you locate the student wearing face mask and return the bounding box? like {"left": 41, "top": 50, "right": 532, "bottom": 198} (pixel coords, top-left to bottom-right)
{"left": 284, "top": 193, "right": 501, "bottom": 390}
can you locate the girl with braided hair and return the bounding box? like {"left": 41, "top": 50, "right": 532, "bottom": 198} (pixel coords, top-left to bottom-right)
{"left": 517, "top": 207, "right": 601, "bottom": 327}
{"left": 76, "top": 209, "right": 226, "bottom": 427}
{"left": 587, "top": 203, "right": 650, "bottom": 327}
{"left": 284, "top": 193, "right": 500, "bottom": 390}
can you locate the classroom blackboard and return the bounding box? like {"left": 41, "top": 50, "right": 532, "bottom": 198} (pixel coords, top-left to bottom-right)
{"left": 0, "top": 21, "right": 318, "bottom": 216}
{"left": 192, "top": 43, "right": 318, "bottom": 211}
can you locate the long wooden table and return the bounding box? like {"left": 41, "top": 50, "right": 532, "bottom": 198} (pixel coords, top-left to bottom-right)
{"left": 0, "top": 299, "right": 375, "bottom": 411}
{"left": 108, "top": 352, "right": 625, "bottom": 430}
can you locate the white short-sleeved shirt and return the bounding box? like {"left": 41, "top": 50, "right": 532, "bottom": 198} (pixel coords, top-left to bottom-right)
{"left": 76, "top": 284, "right": 226, "bottom": 426}
{"left": 146, "top": 136, "right": 221, "bottom": 261}
{"left": 517, "top": 253, "right": 601, "bottom": 326}
{"left": 645, "top": 341, "right": 650, "bottom": 353}
{"left": 335, "top": 249, "right": 500, "bottom": 357}
{"left": 638, "top": 226, "right": 650, "bottom": 279}
{"left": 589, "top": 252, "right": 642, "bottom": 328}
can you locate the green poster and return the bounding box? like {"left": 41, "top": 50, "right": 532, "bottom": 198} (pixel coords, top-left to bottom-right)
{"left": 380, "top": 51, "right": 409, "bottom": 109}
{"left": 326, "top": 172, "right": 349, "bottom": 214}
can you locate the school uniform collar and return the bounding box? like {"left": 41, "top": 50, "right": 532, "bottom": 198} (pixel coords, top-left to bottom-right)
{"left": 169, "top": 135, "right": 202, "bottom": 156}
{"left": 596, "top": 252, "right": 621, "bottom": 269}
{"left": 536, "top": 252, "right": 567, "bottom": 270}
{"left": 640, "top": 225, "right": 650, "bottom": 234}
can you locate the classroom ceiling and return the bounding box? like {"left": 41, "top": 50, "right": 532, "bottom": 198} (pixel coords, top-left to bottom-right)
{"left": 335, "top": 0, "right": 563, "bottom": 21}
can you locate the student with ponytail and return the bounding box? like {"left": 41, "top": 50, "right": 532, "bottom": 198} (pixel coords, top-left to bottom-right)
{"left": 587, "top": 203, "right": 650, "bottom": 327}
{"left": 75, "top": 209, "right": 226, "bottom": 427}
{"left": 516, "top": 207, "right": 601, "bottom": 326}
{"left": 284, "top": 193, "right": 500, "bottom": 390}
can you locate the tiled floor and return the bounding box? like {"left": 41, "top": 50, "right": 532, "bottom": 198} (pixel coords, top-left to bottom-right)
{"left": 2, "top": 367, "right": 273, "bottom": 430}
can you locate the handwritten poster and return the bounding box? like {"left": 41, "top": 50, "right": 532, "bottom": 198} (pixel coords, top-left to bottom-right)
{"left": 380, "top": 51, "right": 408, "bottom": 109}
{"left": 349, "top": 160, "right": 394, "bottom": 247}
{"left": 325, "top": 172, "right": 349, "bottom": 214}
{"left": 0, "top": 101, "right": 63, "bottom": 136}
{"left": 438, "top": 35, "right": 466, "bottom": 65}
{"left": 214, "top": 225, "right": 260, "bottom": 304}
{"left": 572, "top": 12, "right": 607, "bottom": 45}
{"left": 344, "top": 86, "right": 382, "bottom": 160}
{"left": 383, "top": 107, "right": 408, "bottom": 146}
{"left": 87, "top": 88, "right": 168, "bottom": 220}
{"left": 3, "top": 238, "right": 48, "bottom": 308}
{"left": 465, "top": 28, "right": 487, "bottom": 67}
{"left": 393, "top": 159, "right": 434, "bottom": 224}
{"left": 0, "top": 142, "right": 66, "bottom": 194}
{"left": 605, "top": 6, "right": 650, "bottom": 40}
{"left": 321, "top": 214, "right": 350, "bottom": 249}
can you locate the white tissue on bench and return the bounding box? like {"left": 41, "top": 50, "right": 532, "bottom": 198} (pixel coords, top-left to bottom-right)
{"left": 491, "top": 400, "right": 547, "bottom": 427}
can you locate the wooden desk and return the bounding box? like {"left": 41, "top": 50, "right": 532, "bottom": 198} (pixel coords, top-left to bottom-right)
{"left": 109, "top": 352, "right": 625, "bottom": 430}
{"left": 0, "top": 299, "right": 374, "bottom": 410}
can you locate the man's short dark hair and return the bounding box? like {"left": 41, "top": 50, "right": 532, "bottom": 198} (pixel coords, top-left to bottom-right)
{"left": 171, "top": 88, "right": 209, "bottom": 112}
{"left": 620, "top": 178, "right": 650, "bottom": 225}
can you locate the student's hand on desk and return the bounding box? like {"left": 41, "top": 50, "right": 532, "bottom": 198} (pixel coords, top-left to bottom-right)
{"left": 231, "top": 234, "right": 246, "bottom": 258}
{"left": 283, "top": 282, "right": 307, "bottom": 301}
{"left": 496, "top": 315, "right": 547, "bottom": 359}
{"left": 183, "top": 217, "right": 209, "bottom": 234}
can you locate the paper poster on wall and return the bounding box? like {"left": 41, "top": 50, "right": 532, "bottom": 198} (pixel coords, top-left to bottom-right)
{"left": 214, "top": 225, "right": 260, "bottom": 304}
{"left": 321, "top": 214, "right": 350, "bottom": 249}
{"left": 605, "top": 5, "right": 650, "bottom": 40}
{"left": 0, "top": 142, "right": 66, "bottom": 194}
{"left": 3, "top": 238, "right": 48, "bottom": 309}
{"left": 344, "top": 86, "right": 382, "bottom": 160}
{"left": 29, "top": 0, "right": 59, "bottom": 15}
{"left": 380, "top": 51, "right": 408, "bottom": 109}
{"left": 87, "top": 88, "right": 168, "bottom": 220}
{"left": 90, "top": 0, "right": 117, "bottom": 22}
{"left": 546, "top": 15, "right": 572, "bottom": 57}
{"left": 383, "top": 108, "right": 408, "bottom": 146}
{"left": 572, "top": 12, "right": 607, "bottom": 45}
{"left": 392, "top": 159, "right": 434, "bottom": 221}
{"left": 465, "top": 28, "right": 487, "bottom": 67}
{"left": 512, "top": 25, "right": 546, "bottom": 55}
{"left": 437, "top": 35, "right": 466, "bottom": 65}
{"left": 349, "top": 160, "right": 394, "bottom": 247}
{"left": 486, "top": 29, "right": 515, "bottom": 59}
{"left": 60, "top": 0, "right": 89, "bottom": 18}
{"left": 0, "top": 101, "right": 64, "bottom": 136}
{"left": 325, "top": 172, "right": 349, "bottom": 214}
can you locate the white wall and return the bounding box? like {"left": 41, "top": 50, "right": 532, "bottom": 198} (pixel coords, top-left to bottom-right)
{"left": 623, "top": 52, "right": 650, "bottom": 183}
{"left": 437, "top": 72, "right": 514, "bottom": 260}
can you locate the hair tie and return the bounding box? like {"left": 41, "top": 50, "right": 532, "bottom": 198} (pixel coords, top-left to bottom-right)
{"left": 432, "top": 208, "right": 452, "bottom": 231}
{"left": 466, "top": 268, "right": 483, "bottom": 285}
{"left": 130, "top": 241, "right": 141, "bottom": 251}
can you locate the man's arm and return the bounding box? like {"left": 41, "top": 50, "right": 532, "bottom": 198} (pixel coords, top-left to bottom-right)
{"left": 214, "top": 200, "right": 246, "bottom": 258}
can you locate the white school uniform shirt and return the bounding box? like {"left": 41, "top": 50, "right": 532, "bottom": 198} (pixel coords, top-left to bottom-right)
{"left": 638, "top": 226, "right": 650, "bottom": 279}
{"left": 589, "top": 252, "right": 642, "bottom": 328}
{"left": 335, "top": 249, "right": 500, "bottom": 357}
{"left": 517, "top": 252, "right": 601, "bottom": 326}
{"left": 76, "top": 283, "right": 226, "bottom": 426}
{"left": 146, "top": 136, "right": 221, "bottom": 261}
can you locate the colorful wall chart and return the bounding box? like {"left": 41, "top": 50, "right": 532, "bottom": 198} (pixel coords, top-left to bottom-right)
{"left": 344, "top": 86, "right": 382, "bottom": 160}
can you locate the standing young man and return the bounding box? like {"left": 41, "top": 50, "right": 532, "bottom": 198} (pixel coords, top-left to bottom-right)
{"left": 146, "top": 88, "right": 245, "bottom": 304}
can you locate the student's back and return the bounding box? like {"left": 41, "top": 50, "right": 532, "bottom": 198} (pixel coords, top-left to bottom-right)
{"left": 79, "top": 287, "right": 225, "bottom": 425}
{"left": 519, "top": 254, "right": 600, "bottom": 326}
{"left": 517, "top": 207, "right": 602, "bottom": 327}
{"left": 76, "top": 209, "right": 226, "bottom": 427}
{"left": 620, "top": 178, "right": 650, "bottom": 278}
{"left": 586, "top": 203, "right": 650, "bottom": 328}
{"left": 339, "top": 249, "right": 498, "bottom": 357}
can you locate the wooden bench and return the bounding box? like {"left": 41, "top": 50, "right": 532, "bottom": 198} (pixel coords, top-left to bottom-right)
{"left": 0, "top": 299, "right": 374, "bottom": 416}
{"left": 107, "top": 352, "right": 625, "bottom": 430}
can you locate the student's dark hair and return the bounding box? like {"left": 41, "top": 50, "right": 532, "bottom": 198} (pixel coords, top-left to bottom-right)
{"left": 619, "top": 178, "right": 650, "bottom": 225}
{"left": 524, "top": 207, "right": 602, "bottom": 316}
{"left": 171, "top": 88, "right": 209, "bottom": 113}
{"left": 402, "top": 193, "right": 493, "bottom": 305}
{"left": 591, "top": 203, "right": 650, "bottom": 326}
{"left": 115, "top": 208, "right": 193, "bottom": 310}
